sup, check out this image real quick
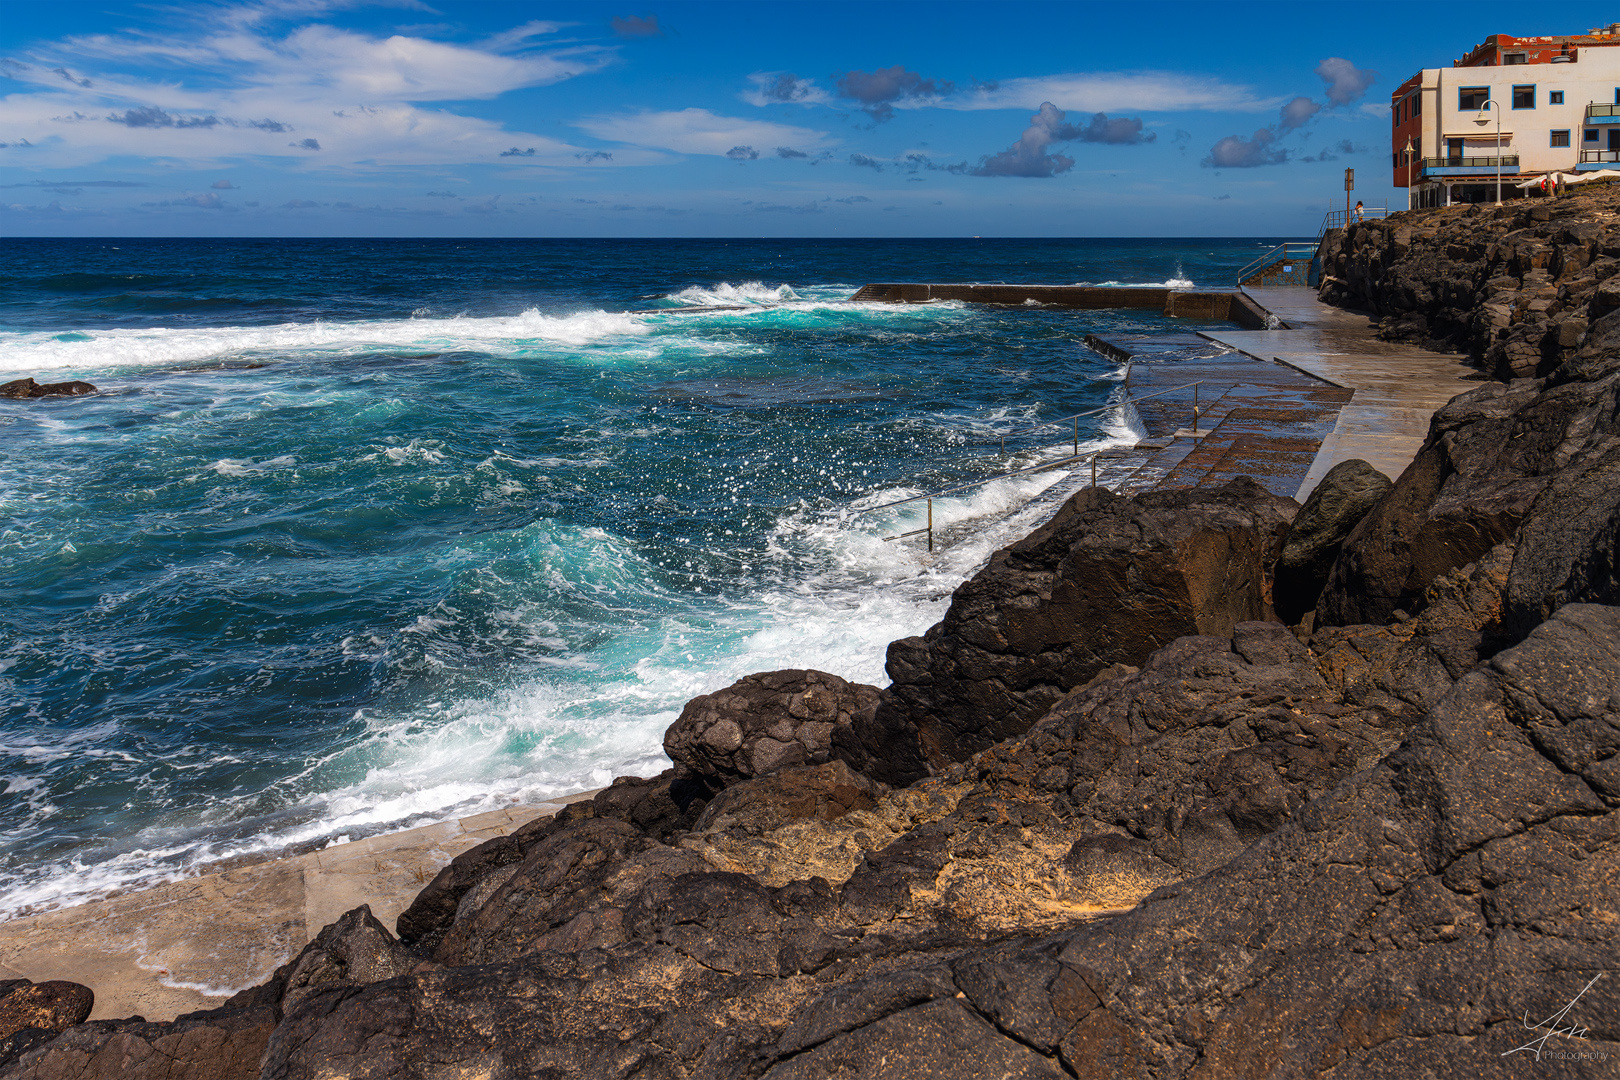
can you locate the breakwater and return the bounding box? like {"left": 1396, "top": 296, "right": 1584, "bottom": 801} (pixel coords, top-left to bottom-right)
{"left": 849, "top": 282, "right": 1275, "bottom": 328}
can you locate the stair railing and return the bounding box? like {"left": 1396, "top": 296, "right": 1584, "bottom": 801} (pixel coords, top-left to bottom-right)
{"left": 855, "top": 381, "right": 1204, "bottom": 551}
{"left": 1234, "top": 242, "right": 1321, "bottom": 287}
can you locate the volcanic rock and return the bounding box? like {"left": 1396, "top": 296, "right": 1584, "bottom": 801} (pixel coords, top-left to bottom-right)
{"left": 875, "top": 478, "right": 1297, "bottom": 774}
{"left": 0, "top": 379, "right": 97, "bottom": 399}
{"left": 664, "top": 669, "right": 881, "bottom": 788}
{"left": 1273, "top": 458, "right": 1392, "bottom": 624}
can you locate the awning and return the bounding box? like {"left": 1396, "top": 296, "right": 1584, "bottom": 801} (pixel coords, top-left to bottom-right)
{"left": 1568, "top": 169, "right": 1620, "bottom": 184}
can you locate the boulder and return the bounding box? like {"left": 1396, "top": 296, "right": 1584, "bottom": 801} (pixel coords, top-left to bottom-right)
{"left": 688, "top": 759, "right": 883, "bottom": 837}
{"left": 876, "top": 478, "right": 1298, "bottom": 772}
{"left": 278, "top": 906, "right": 414, "bottom": 1016}
{"left": 1317, "top": 365, "right": 1620, "bottom": 628}
{"left": 0, "top": 378, "right": 97, "bottom": 399}
{"left": 0, "top": 981, "right": 92, "bottom": 1041}
{"left": 1273, "top": 458, "right": 1392, "bottom": 625}
{"left": 4, "top": 1003, "right": 277, "bottom": 1080}
{"left": 664, "top": 669, "right": 881, "bottom": 788}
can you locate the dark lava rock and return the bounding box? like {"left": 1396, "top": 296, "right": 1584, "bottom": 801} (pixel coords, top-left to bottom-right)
{"left": 1317, "top": 360, "right": 1620, "bottom": 628}
{"left": 876, "top": 478, "right": 1297, "bottom": 773}
{"left": 395, "top": 769, "right": 710, "bottom": 950}
{"left": 280, "top": 905, "right": 414, "bottom": 1015}
{"left": 4, "top": 1002, "right": 277, "bottom": 1080}
{"left": 1274, "top": 458, "right": 1392, "bottom": 625}
{"left": 665, "top": 669, "right": 881, "bottom": 787}
{"left": 0, "top": 980, "right": 93, "bottom": 1045}
{"left": 689, "top": 759, "right": 883, "bottom": 836}
{"left": 1318, "top": 185, "right": 1620, "bottom": 375}
{"left": 0, "top": 379, "right": 97, "bottom": 399}
{"left": 743, "top": 604, "right": 1620, "bottom": 1078}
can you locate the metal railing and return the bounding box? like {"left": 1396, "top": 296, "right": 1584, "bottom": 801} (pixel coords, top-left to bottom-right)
{"left": 1319, "top": 207, "right": 1392, "bottom": 233}
{"left": 1235, "top": 242, "right": 1320, "bottom": 286}
{"left": 854, "top": 381, "right": 1205, "bottom": 551}
{"left": 1419, "top": 155, "right": 1519, "bottom": 171}
{"left": 1579, "top": 149, "right": 1620, "bottom": 164}
{"left": 1586, "top": 103, "right": 1620, "bottom": 119}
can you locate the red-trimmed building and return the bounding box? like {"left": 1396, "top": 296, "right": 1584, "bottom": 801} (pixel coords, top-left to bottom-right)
{"left": 1392, "top": 24, "right": 1620, "bottom": 206}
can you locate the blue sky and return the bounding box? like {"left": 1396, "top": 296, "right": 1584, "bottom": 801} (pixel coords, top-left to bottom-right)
{"left": 2, "top": 0, "right": 1615, "bottom": 237}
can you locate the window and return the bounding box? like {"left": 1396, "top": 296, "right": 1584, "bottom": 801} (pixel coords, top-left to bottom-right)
{"left": 1512, "top": 85, "right": 1535, "bottom": 109}
{"left": 1459, "top": 86, "right": 1490, "bottom": 110}
{"left": 1549, "top": 91, "right": 1564, "bottom": 104}
{"left": 1551, "top": 130, "right": 1571, "bottom": 148}
{"left": 1412, "top": 93, "right": 1422, "bottom": 116}
{"left": 1588, "top": 128, "right": 1602, "bottom": 144}
{"left": 1505, "top": 52, "right": 1528, "bottom": 65}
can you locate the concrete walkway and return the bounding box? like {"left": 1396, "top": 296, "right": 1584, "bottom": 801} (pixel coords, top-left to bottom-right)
{"left": 1201, "top": 287, "right": 1481, "bottom": 499}
{"left": 0, "top": 794, "right": 594, "bottom": 1022}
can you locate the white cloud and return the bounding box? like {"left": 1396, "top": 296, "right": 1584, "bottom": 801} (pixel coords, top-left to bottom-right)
{"left": 741, "top": 72, "right": 833, "bottom": 107}
{"left": 0, "top": 5, "right": 616, "bottom": 169}
{"left": 945, "top": 72, "right": 1277, "bottom": 113}
{"left": 576, "top": 109, "right": 833, "bottom": 157}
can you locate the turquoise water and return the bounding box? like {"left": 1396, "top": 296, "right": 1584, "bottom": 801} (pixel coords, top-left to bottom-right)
{"left": 0, "top": 237, "right": 1269, "bottom": 916}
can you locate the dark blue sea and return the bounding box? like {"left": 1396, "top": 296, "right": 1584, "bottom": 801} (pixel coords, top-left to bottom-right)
{"left": 0, "top": 236, "right": 1279, "bottom": 917}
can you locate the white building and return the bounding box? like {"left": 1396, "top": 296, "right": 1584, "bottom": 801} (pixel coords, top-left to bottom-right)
{"left": 1392, "top": 26, "right": 1620, "bottom": 206}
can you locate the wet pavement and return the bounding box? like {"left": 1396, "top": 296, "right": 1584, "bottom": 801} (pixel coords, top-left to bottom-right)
{"left": 1088, "top": 288, "right": 1481, "bottom": 500}
{"left": 1205, "top": 288, "right": 1481, "bottom": 497}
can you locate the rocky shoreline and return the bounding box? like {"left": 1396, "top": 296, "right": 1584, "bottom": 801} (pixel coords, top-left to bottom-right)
{"left": 4, "top": 195, "right": 1619, "bottom": 1077}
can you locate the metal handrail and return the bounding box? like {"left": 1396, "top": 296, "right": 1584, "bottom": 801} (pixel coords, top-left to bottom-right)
{"left": 994, "top": 380, "right": 1206, "bottom": 456}
{"left": 856, "top": 381, "right": 1209, "bottom": 551}
{"left": 1586, "top": 103, "right": 1620, "bottom": 118}
{"left": 1580, "top": 149, "right": 1620, "bottom": 163}
{"left": 1418, "top": 155, "right": 1519, "bottom": 169}
{"left": 1319, "top": 207, "right": 1392, "bottom": 234}
{"left": 1234, "top": 243, "right": 1320, "bottom": 286}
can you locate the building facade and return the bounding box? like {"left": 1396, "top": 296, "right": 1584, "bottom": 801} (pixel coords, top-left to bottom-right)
{"left": 1391, "top": 24, "right": 1620, "bottom": 206}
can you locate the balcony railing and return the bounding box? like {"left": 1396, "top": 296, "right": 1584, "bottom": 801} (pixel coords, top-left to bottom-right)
{"left": 1420, "top": 155, "right": 1519, "bottom": 170}
{"left": 1586, "top": 103, "right": 1620, "bottom": 119}
{"left": 1580, "top": 149, "right": 1620, "bottom": 163}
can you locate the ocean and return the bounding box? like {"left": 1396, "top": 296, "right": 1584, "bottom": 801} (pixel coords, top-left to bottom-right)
{"left": 0, "top": 236, "right": 1278, "bottom": 917}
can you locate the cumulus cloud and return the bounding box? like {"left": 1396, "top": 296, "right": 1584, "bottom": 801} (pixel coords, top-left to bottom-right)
{"left": 611, "top": 15, "right": 664, "bottom": 38}
{"left": 1316, "top": 57, "right": 1377, "bottom": 106}
{"left": 500, "top": 146, "right": 536, "bottom": 156}
{"left": 848, "top": 152, "right": 883, "bottom": 171}
{"left": 744, "top": 72, "right": 830, "bottom": 106}
{"left": 248, "top": 118, "right": 290, "bottom": 132}
{"left": 1071, "top": 112, "right": 1155, "bottom": 144}
{"left": 210, "top": 179, "right": 235, "bottom": 189}
{"left": 775, "top": 146, "right": 807, "bottom": 158}
{"left": 425, "top": 190, "right": 460, "bottom": 198}
{"left": 577, "top": 108, "right": 829, "bottom": 157}
{"left": 1204, "top": 129, "right": 1286, "bottom": 168}
{"left": 51, "top": 67, "right": 91, "bottom": 88}
{"left": 108, "top": 106, "right": 219, "bottom": 128}
{"left": 1214, "top": 194, "right": 1231, "bottom": 200}
{"left": 725, "top": 145, "right": 759, "bottom": 160}
{"left": 967, "top": 102, "right": 1148, "bottom": 178}
{"left": 574, "top": 150, "right": 612, "bottom": 162}
{"left": 1202, "top": 57, "right": 1374, "bottom": 168}
{"left": 290, "top": 138, "right": 320, "bottom": 150}
{"left": 835, "top": 65, "right": 953, "bottom": 121}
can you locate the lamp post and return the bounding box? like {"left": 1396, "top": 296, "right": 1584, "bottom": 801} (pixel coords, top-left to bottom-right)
{"left": 1473, "top": 98, "right": 1502, "bottom": 206}
{"left": 1404, "top": 135, "right": 1415, "bottom": 209}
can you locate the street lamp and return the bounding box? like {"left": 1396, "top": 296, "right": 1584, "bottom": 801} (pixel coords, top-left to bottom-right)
{"left": 1404, "top": 135, "right": 1415, "bottom": 209}
{"left": 1473, "top": 98, "right": 1502, "bottom": 206}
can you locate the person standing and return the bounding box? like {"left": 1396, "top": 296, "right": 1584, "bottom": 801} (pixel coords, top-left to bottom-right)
{"left": 1353, "top": 200, "right": 1365, "bottom": 223}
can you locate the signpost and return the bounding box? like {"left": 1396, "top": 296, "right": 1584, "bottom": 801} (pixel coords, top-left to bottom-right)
{"left": 1345, "top": 168, "right": 1355, "bottom": 227}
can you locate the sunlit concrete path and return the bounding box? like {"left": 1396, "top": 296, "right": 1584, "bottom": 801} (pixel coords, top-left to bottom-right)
{"left": 1202, "top": 287, "right": 1482, "bottom": 499}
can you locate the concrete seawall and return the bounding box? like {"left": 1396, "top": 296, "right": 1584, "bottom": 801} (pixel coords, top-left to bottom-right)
{"left": 848, "top": 283, "right": 1274, "bottom": 329}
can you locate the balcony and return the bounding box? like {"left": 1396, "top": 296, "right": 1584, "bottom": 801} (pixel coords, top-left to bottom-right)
{"left": 1420, "top": 155, "right": 1520, "bottom": 178}
{"left": 1578, "top": 149, "right": 1620, "bottom": 168}
{"left": 1586, "top": 103, "right": 1620, "bottom": 125}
